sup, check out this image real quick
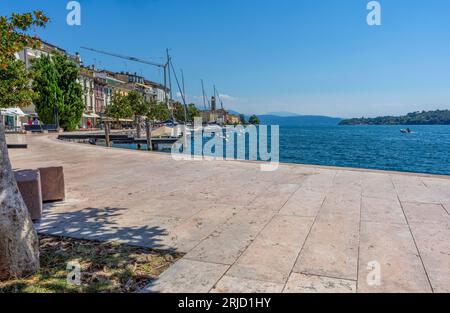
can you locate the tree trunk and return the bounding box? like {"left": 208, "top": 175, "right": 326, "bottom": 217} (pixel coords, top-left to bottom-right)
{"left": 0, "top": 122, "right": 39, "bottom": 280}
{"left": 104, "top": 122, "right": 111, "bottom": 147}
{"left": 136, "top": 116, "right": 141, "bottom": 139}
{"left": 145, "top": 120, "right": 153, "bottom": 151}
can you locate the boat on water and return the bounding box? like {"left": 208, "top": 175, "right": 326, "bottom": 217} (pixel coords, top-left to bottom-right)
{"left": 400, "top": 128, "right": 412, "bottom": 134}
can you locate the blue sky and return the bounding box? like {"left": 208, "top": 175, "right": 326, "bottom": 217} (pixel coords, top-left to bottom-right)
{"left": 2, "top": 0, "right": 450, "bottom": 117}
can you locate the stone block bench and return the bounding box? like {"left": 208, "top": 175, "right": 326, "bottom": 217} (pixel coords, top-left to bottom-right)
{"left": 14, "top": 170, "right": 43, "bottom": 221}
{"left": 38, "top": 166, "right": 65, "bottom": 202}
{"left": 14, "top": 166, "right": 65, "bottom": 221}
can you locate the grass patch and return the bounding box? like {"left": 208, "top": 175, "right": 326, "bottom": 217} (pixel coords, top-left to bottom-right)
{"left": 0, "top": 235, "right": 182, "bottom": 293}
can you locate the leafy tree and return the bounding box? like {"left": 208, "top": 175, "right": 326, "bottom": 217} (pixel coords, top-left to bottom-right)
{"left": 0, "top": 11, "right": 49, "bottom": 280}
{"left": 105, "top": 93, "right": 133, "bottom": 120}
{"left": 31, "top": 55, "right": 60, "bottom": 124}
{"left": 187, "top": 103, "right": 200, "bottom": 122}
{"left": 249, "top": 115, "right": 260, "bottom": 125}
{"left": 239, "top": 114, "right": 247, "bottom": 125}
{"left": 53, "top": 54, "right": 84, "bottom": 130}
{"left": 128, "top": 91, "right": 147, "bottom": 116}
{"left": 143, "top": 100, "right": 171, "bottom": 150}
{"left": 171, "top": 102, "right": 200, "bottom": 123}
{"left": 127, "top": 90, "right": 147, "bottom": 137}
{"left": 31, "top": 53, "right": 84, "bottom": 130}
{"left": 147, "top": 101, "right": 171, "bottom": 122}
{"left": 171, "top": 101, "right": 186, "bottom": 122}
{"left": 0, "top": 60, "right": 34, "bottom": 110}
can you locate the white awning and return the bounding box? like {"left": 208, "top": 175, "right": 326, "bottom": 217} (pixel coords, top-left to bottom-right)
{"left": 83, "top": 113, "right": 101, "bottom": 118}
{"left": 0, "top": 108, "right": 26, "bottom": 116}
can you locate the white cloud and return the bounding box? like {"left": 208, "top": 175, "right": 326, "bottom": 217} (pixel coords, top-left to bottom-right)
{"left": 218, "top": 94, "right": 236, "bottom": 102}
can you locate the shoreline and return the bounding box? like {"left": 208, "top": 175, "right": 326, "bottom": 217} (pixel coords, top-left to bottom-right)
{"left": 48, "top": 133, "right": 450, "bottom": 180}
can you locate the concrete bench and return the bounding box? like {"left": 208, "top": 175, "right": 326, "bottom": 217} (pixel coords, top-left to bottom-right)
{"left": 7, "top": 144, "right": 28, "bottom": 149}
{"left": 14, "top": 170, "right": 43, "bottom": 221}
{"left": 38, "top": 166, "right": 65, "bottom": 202}
{"left": 24, "top": 124, "right": 59, "bottom": 133}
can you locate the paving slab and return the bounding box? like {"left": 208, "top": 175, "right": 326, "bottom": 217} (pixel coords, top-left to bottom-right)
{"left": 361, "top": 197, "right": 407, "bottom": 225}
{"left": 422, "top": 178, "right": 450, "bottom": 203}
{"left": 143, "top": 259, "right": 229, "bottom": 293}
{"left": 294, "top": 214, "right": 360, "bottom": 281}
{"left": 279, "top": 188, "right": 327, "bottom": 217}
{"left": 358, "top": 222, "right": 432, "bottom": 293}
{"left": 408, "top": 222, "right": 450, "bottom": 292}
{"left": 249, "top": 183, "right": 301, "bottom": 212}
{"left": 300, "top": 172, "right": 336, "bottom": 191}
{"left": 393, "top": 176, "right": 442, "bottom": 204}
{"left": 168, "top": 206, "right": 238, "bottom": 252}
{"left": 284, "top": 273, "right": 356, "bottom": 293}
{"left": 227, "top": 216, "right": 314, "bottom": 284}
{"left": 211, "top": 276, "right": 284, "bottom": 293}
{"left": 444, "top": 202, "right": 450, "bottom": 215}
{"left": 184, "top": 208, "right": 274, "bottom": 264}
{"left": 361, "top": 173, "right": 398, "bottom": 200}
{"left": 402, "top": 202, "right": 450, "bottom": 225}
{"left": 320, "top": 197, "right": 361, "bottom": 216}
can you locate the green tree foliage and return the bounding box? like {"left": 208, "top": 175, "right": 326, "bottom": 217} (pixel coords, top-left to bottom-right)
{"left": 0, "top": 11, "right": 48, "bottom": 109}
{"left": 339, "top": 110, "right": 450, "bottom": 126}
{"left": 31, "top": 55, "right": 60, "bottom": 124}
{"left": 171, "top": 101, "right": 186, "bottom": 122}
{"left": 105, "top": 93, "right": 133, "bottom": 120}
{"left": 53, "top": 55, "right": 84, "bottom": 130}
{"left": 31, "top": 54, "right": 84, "bottom": 130}
{"left": 187, "top": 103, "right": 200, "bottom": 122}
{"left": 239, "top": 114, "right": 247, "bottom": 125}
{"left": 0, "top": 59, "right": 34, "bottom": 109}
{"left": 147, "top": 101, "right": 171, "bottom": 122}
{"left": 249, "top": 115, "right": 260, "bottom": 125}
{"left": 128, "top": 90, "right": 147, "bottom": 117}
{"left": 170, "top": 102, "right": 201, "bottom": 123}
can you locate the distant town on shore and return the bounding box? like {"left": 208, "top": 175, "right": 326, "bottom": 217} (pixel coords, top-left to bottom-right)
{"left": 339, "top": 109, "right": 450, "bottom": 126}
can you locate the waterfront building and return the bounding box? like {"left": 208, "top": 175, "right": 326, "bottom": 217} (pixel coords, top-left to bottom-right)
{"left": 16, "top": 39, "right": 67, "bottom": 69}
{"left": 94, "top": 76, "right": 108, "bottom": 114}
{"left": 144, "top": 80, "right": 168, "bottom": 103}
{"left": 15, "top": 39, "right": 72, "bottom": 115}
{"left": 14, "top": 39, "right": 169, "bottom": 129}
{"left": 201, "top": 109, "right": 228, "bottom": 125}
{"left": 227, "top": 114, "right": 240, "bottom": 125}
{"left": 111, "top": 72, "right": 169, "bottom": 103}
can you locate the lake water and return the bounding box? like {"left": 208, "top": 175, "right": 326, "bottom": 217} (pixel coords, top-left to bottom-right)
{"left": 279, "top": 125, "right": 450, "bottom": 175}
{"left": 110, "top": 125, "right": 450, "bottom": 176}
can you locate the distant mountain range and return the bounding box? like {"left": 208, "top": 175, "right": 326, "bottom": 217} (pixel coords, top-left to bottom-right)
{"left": 257, "top": 114, "right": 342, "bottom": 126}
{"left": 227, "top": 110, "right": 342, "bottom": 126}
{"left": 264, "top": 111, "right": 302, "bottom": 117}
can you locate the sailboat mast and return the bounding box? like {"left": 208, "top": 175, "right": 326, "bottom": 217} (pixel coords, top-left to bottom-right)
{"left": 201, "top": 79, "right": 207, "bottom": 110}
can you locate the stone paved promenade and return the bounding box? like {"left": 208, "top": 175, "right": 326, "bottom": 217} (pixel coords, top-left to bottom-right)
{"left": 7, "top": 134, "right": 450, "bottom": 293}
